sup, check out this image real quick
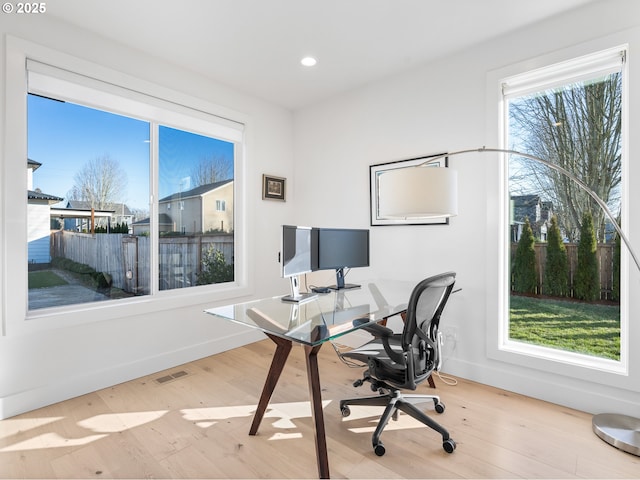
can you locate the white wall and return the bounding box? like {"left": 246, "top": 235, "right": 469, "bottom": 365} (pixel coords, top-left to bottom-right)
{"left": 293, "top": 0, "right": 640, "bottom": 415}
{"left": 0, "top": 14, "right": 297, "bottom": 419}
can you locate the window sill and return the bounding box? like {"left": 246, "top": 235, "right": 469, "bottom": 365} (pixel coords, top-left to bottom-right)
{"left": 15, "top": 282, "right": 254, "bottom": 336}
{"left": 497, "top": 339, "right": 628, "bottom": 376}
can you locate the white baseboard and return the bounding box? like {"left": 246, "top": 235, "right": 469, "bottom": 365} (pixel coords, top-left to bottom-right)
{"left": 0, "top": 329, "right": 262, "bottom": 420}
{"left": 441, "top": 357, "right": 640, "bottom": 417}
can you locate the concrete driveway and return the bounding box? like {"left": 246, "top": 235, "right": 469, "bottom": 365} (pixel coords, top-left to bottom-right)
{"left": 28, "top": 284, "right": 110, "bottom": 310}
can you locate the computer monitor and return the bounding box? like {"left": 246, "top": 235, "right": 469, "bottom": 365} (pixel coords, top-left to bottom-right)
{"left": 281, "top": 225, "right": 317, "bottom": 303}
{"left": 312, "top": 227, "right": 370, "bottom": 290}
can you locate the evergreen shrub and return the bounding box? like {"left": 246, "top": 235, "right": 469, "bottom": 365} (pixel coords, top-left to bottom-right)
{"left": 544, "top": 215, "right": 568, "bottom": 297}
{"left": 575, "top": 211, "right": 599, "bottom": 301}
{"left": 513, "top": 217, "right": 538, "bottom": 294}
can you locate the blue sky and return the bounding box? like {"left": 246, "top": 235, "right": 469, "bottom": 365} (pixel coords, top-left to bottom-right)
{"left": 27, "top": 94, "right": 234, "bottom": 211}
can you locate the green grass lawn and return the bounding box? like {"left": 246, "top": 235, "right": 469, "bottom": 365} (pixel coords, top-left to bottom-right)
{"left": 28, "top": 270, "right": 68, "bottom": 289}
{"left": 509, "top": 295, "right": 620, "bottom": 360}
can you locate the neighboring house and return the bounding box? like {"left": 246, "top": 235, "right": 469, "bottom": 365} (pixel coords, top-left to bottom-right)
{"left": 131, "top": 213, "right": 173, "bottom": 236}
{"left": 511, "top": 194, "right": 553, "bottom": 242}
{"left": 158, "top": 180, "right": 233, "bottom": 234}
{"left": 27, "top": 159, "right": 63, "bottom": 264}
{"left": 60, "top": 200, "right": 133, "bottom": 232}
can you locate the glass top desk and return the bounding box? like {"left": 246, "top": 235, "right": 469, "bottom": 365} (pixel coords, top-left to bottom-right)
{"left": 205, "top": 280, "right": 414, "bottom": 479}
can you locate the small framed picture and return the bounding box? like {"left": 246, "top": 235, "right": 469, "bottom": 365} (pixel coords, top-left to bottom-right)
{"left": 262, "top": 174, "right": 286, "bottom": 201}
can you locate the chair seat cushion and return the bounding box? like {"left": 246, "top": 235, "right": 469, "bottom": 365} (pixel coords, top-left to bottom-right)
{"left": 342, "top": 334, "right": 403, "bottom": 364}
{"left": 343, "top": 334, "right": 435, "bottom": 389}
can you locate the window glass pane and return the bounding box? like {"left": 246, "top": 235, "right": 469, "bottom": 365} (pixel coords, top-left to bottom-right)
{"left": 506, "top": 70, "right": 622, "bottom": 361}
{"left": 27, "top": 94, "right": 150, "bottom": 310}
{"left": 158, "top": 125, "right": 234, "bottom": 290}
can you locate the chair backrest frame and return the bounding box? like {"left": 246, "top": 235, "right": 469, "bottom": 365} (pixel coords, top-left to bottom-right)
{"left": 401, "top": 272, "right": 456, "bottom": 388}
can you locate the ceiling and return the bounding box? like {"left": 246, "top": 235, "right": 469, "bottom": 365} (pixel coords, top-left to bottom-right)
{"left": 48, "top": 0, "right": 597, "bottom": 110}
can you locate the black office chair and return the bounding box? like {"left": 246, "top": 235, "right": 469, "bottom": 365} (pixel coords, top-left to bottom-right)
{"left": 339, "top": 272, "right": 457, "bottom": 456}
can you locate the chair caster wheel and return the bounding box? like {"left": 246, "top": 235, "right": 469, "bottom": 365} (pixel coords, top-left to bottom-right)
{"left": 341, "top": 406, "right": 351, "bottom": 417}
{"left": 374, "top": 442, "right": 386, "bottom": 456}
{"left": 443, "top": 439, "right": 456, "bottom": 453}
{"left": 435, "top": 401, "right": 445, "bottom": 414}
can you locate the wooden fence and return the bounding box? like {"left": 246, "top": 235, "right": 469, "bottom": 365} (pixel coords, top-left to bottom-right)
{"left": 510, "top": 243, "right": 616, "bottom": 300}
{"left": 51, "top": 231, "right": 234, "bottom": 294}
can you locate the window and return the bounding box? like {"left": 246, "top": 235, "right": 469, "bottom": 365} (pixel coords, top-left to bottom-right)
{"left": 216, "top": 200, "right": 226, "bottom": 212}
{"left": 25, "top": 58, "right": 243, "bottom": 311}
{"left": 27, "top": 94, "right": 151, "bottom": 309}
{"left": 501, "top": 47, "right": 627, "bottom": 368}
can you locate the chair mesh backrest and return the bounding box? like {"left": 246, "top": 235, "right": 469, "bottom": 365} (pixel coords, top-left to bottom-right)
{"left": 402, "top": 272, "right": 456, "bottom": 377}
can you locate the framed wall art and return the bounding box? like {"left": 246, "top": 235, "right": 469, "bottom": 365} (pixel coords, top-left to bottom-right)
{"left": 369, "top": 153, "right": 449, "bottom": 226}
{"left": 262, "top": 174, "right": 286, "bottom": 201}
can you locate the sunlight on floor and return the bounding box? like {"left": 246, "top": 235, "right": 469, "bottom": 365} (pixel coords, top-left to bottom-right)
{"left": 182, "top": 400, "right": 332, "bottom": 434}
{"left": 262, "top": 400, "right": 332, "bottom": 430}
{"left": 0, "top": 417, "right": 63, "bottom": 439}
{"left": 0, "top": 400, "right": 339, "bottom": 452}
{"left": 77, "top": 410, "right": 168, "bottom": 432}
{"left": 1, "top": 432, "right": 108, "bottom": 452}
{"left": 0, "top": 400, "right": 422, "bottom": 453}
{"left": 269, "top": 432, "right": 304, "bottom": 440}
{"left": 180, "top": 404, "right": 256, "bottom": 424}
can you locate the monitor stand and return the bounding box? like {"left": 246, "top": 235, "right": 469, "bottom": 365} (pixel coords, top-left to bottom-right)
{"left": 282, "top": 275, "right": 317, "bottom": 303}
{"left": 328, "top": 267, "right": 360, "bottom": 290}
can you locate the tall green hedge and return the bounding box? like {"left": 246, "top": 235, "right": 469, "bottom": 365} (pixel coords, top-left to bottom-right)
{"left": 575, "top": 211, "right": 599, "bottom": 301}
{"left": 513, "top": 217, "right": 537, "bottom": 294}
{"left": 95, "top": 222, "right": 129, "bottom": 234}
{"left": 544, "top": 215, "right": 568, "bottom": 297}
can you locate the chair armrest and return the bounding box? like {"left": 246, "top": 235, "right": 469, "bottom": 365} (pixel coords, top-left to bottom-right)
{"left": 360, "top": 321, "right": 394, "bottom": 338}
{"left": 361, "top": 321, "right": 404, "bottom": 364}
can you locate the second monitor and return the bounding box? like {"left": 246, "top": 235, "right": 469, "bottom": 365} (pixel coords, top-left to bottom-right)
{"left": 312, "top": 227, "right": 370, "bottom": 290}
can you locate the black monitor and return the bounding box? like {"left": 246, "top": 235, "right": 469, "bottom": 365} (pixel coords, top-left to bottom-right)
{"left": 312, "top": 228, "right": 370, "bottom": 290}
{"left": 280, "top": 225, "right": 316, "bottom": 303}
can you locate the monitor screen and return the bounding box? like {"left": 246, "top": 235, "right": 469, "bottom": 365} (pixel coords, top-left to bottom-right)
{"left": 312, "top": 228, "right": 370, "bottom": 271}
{"left": 281, "top": 225, "right": 313, "bottom": 278}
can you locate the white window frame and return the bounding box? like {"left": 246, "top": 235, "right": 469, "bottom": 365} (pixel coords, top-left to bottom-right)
{"left": 486, "top": 43, "right": 630, "bottom": 381}
{"left": 3, "top": 36, "right": 251, "bottom": 337}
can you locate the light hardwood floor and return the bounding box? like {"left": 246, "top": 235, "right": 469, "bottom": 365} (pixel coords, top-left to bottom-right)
{"left": 1, "top": 339, "right": 638, "bottom": 479}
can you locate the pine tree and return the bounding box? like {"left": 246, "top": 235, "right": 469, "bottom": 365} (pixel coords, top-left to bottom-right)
{"left": 544, "top": 215, "right": 568, "bottom": 297}
{"left": 575, "top": 211, "right": 599, "bottom": 301}
{"left": 612, "top": 232, "right": 621, "bottom": 301}
{"left": 513, "top": 217, "right": 538, "bottom": 294}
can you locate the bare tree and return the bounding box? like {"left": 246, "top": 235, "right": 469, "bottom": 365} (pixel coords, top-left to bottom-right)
{"left": 190, "top": 155, "right": 232, "bottom": 187}
{"left": 68, "top": 154, "right": 128, "bottom": 209}
{"left": 509, "top": 73, "right": 622, "bottom": 242}
{"left": 129, "top": 207, "right": 149, "bottom": 223}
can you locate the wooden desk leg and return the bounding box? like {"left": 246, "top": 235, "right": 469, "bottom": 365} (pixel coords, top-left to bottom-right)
{"left": 304, "top": 344, "right": 330, "bottom": 479}
{"left": 249, "top": 333, "right": 292, "bottom": 436}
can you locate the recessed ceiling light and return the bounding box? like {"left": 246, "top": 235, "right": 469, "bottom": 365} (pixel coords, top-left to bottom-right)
{"left": 301, "top": 56, "right": 317, "bottom": 67}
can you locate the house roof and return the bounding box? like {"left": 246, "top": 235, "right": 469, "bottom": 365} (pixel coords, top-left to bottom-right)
{"left": 131, "top": 213, "right": 173, "bottom": 226}
{"left": 511, "top": 195, "right": 555, "bottom": 226}
{"left": 50, "top": 207, "right": 114, "bottom": 218}
{"left": 28, "top": 189, "right": 64, "bottom": 203}
{"left": 511, "top": 194, "right": 539, "bottom": 206}
{"left": 65, "top": 200, "right": 133, "bottom": 216}
{"left": 27, "top": 158, "right": 42, "bottom": 171}
{"left": 159, "top": 179, "right": 233, "bottom": 203}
